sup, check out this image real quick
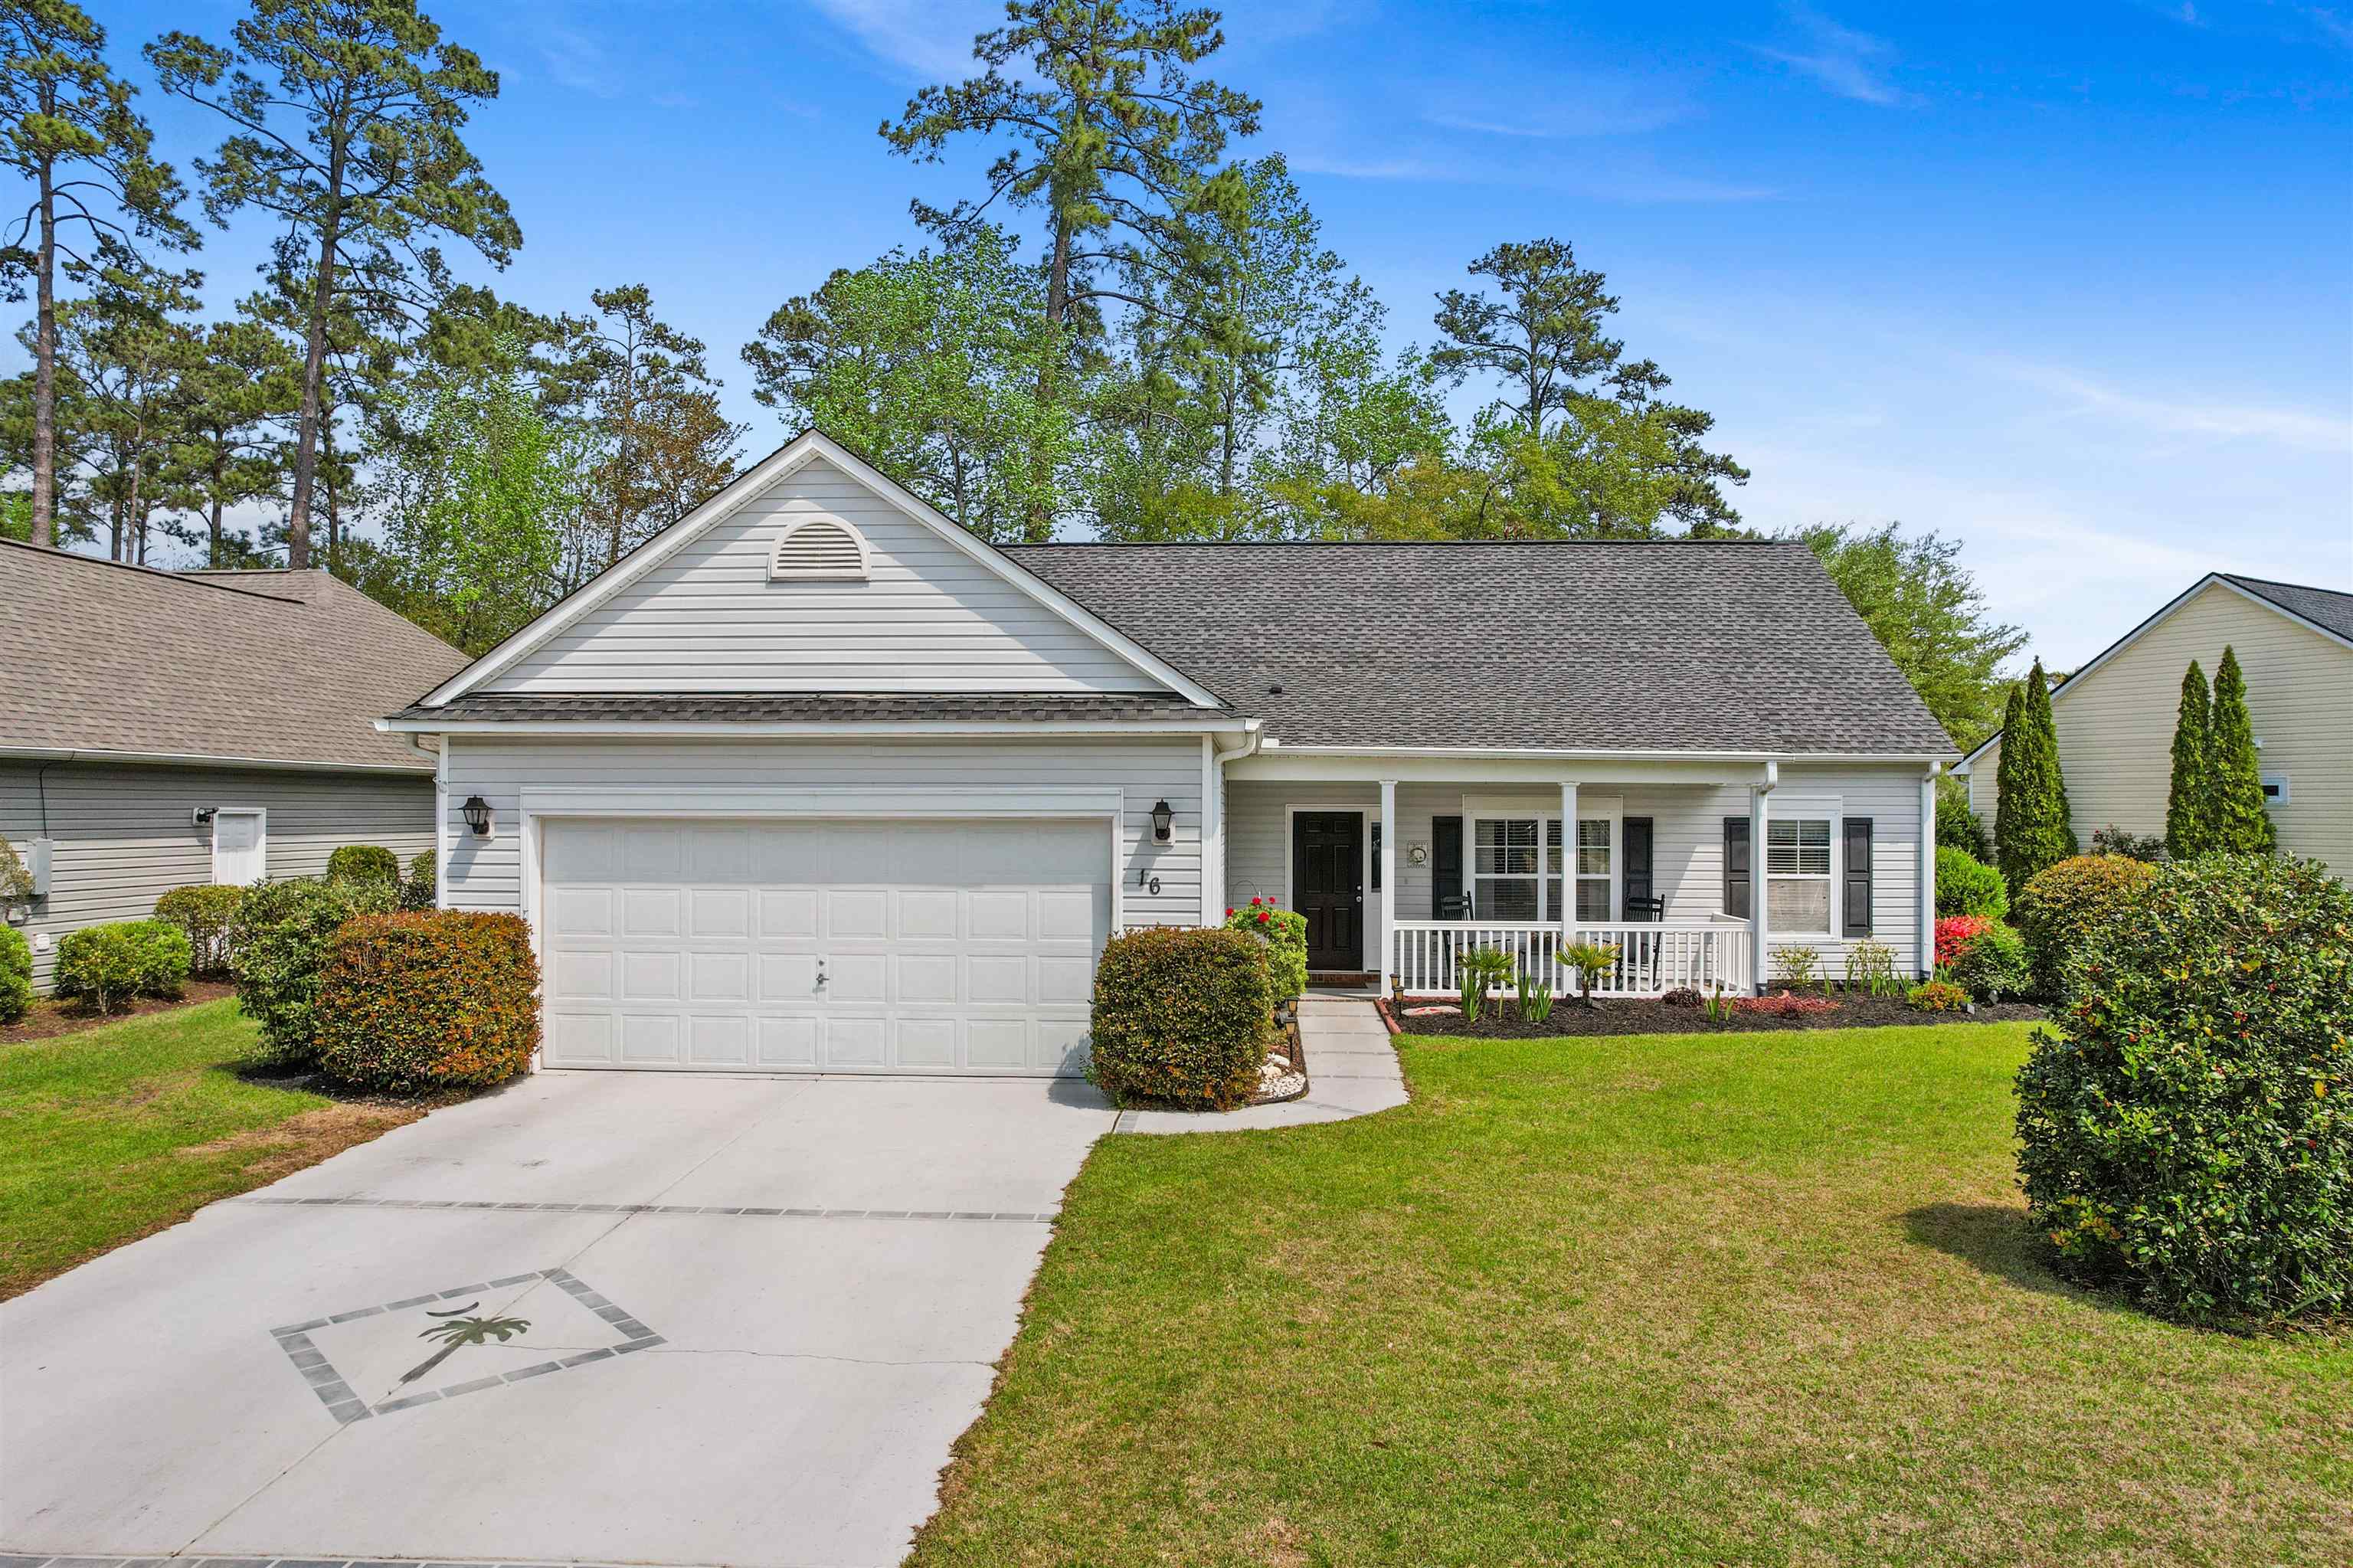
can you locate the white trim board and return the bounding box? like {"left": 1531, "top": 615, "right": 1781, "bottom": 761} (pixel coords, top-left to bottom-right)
{"left": 420, "top": 430, "right": 1225, "bottom": 712}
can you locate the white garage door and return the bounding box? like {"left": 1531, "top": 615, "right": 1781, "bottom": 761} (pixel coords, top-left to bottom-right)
{"left": 538, "top": 817, "right": 1110, "bottom": 1077}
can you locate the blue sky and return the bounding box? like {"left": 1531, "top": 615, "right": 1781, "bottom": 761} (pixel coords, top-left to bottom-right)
{"left": 28, "top": 0, "right": 2353, "bottom": 668}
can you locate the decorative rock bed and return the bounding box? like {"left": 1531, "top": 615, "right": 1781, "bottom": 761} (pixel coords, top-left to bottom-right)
{"left": 1249, "top": 1012, "right": 1311, "bottom": 1105}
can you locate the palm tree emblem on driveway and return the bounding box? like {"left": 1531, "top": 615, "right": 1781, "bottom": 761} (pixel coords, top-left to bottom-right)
{"left": 398, "top": 1300, "right": 533, "bottom": 1387}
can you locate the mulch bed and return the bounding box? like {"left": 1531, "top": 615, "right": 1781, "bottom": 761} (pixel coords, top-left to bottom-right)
{"left": 2, "top": 980, "right": 239, "bottom": 1046}
{"left": 1379, "top": 993, "right": 2047, "bottom": 1037}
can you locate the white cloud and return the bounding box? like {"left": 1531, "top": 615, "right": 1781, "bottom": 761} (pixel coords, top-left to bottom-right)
{"left": 540, "top": 25, "right": 622, "bottom": 97}
{"left": 1994, "top": 362, "right": 2351, "bottom": 454}
{"left": 1752, "top": 5, "right": 1919, "bottom": 107}
{"left": 802, "top": 0, "right": 1001, "bottom": 81}
{"left": 1287, "top": 149, "right": 1778, "bottom": 203}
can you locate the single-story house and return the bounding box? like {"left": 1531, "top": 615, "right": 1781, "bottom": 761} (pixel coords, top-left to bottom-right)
{"left": 2, "top": 539, "right": 470, "bottom": 990}
{"left": 383, "top": 431, "right": 1954, "bottom": 1080}
{"left": 1955, "top": 572, "right": 2350, "bottom": 875}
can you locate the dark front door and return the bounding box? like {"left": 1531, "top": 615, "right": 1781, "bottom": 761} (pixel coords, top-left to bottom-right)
{"left": 1293, "top": 811, "right": 1363, "bottom": 971}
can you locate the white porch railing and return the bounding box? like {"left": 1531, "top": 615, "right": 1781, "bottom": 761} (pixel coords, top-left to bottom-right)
{"left": 1390, "top": 920, "right": 1752, "bottom": 1000}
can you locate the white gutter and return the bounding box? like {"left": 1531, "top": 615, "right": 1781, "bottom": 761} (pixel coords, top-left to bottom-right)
{"left": 0, "top": 744, "right": 434, "bottom": 775}
{"left": 375, "top": 716, "right": 1258, "bottom": 738}
{"left": 1272, "top": 745, "right": 1954, "bottom": 764}
{"left": 1203, "top": 720, "right": 1265, "bottom": 920}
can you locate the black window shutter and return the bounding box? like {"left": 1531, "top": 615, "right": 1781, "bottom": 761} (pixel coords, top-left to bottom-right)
{"left": 1432, "top": 816, "right": 1463, "bottom": 918}
{"left": 1843, "top": 817, "right": 1874, "bottom": 937}
{"left": 1723, "top": 817, "right": 1751, "bottom": 919}
{"left": 1623, "top": 817, "right": 1654, "bottom": 918}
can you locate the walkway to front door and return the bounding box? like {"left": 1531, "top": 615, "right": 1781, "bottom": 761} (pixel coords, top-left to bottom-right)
{"left": 1293, "top": 810, "right": 1363, "bottom": 971}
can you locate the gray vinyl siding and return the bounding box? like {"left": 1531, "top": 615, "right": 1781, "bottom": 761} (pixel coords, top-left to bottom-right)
{"left": 1, "top": 760, "right": 436, "bottom": 991}
{"left": 1222, "top": 762, "right": 1928, "bottom": 979}
{"left": 440, "top": 735, "right": 1207, "bottom": 930}
{"left": 484, "top": 457, "right": 1169, "bottom": 696}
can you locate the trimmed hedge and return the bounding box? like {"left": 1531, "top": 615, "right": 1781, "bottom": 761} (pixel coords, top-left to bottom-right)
{"left": 1090, "top": 926, "right": 1275, "bottom": 1111}
{"left": 2013, "top": 853, "right": 2157, "bottom": 1000}
{"left": 2016, "top": 855, "right": 2353, "bottom": 1324}
{"left": 154, "top": 884, "right": 246, "bottom": 977}
{"left": 1226, "top": 896, "right": 1307, "bottom": 1004}
{"left": 0, "top": 925, "right": 31, "bottom": 1024}
{"left": 1950, "top": 920, "right": 2029, "bottom": 1002}
{"left": 326, "top": 843, "right": 401, "bottom": 885}
{"left": 1935, "top": 846, "right": 2008, "bottom": 920}
{"left": 54, "top": 920, "right": 190, "bottom": 1013}
{"left": 230, "top": 876, "right": 399, "bottom": 1065}
{"left": 314, "top": 912, "right": 541, "bottom": 1095}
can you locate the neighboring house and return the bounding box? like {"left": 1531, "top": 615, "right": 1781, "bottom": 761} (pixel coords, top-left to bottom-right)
{"left": 2, "top": 540, "right": 470, "bottom": 990}
{"left": 1955, "top": 573, "right": 2351, "bottom": 875}
{"left": 383, "top": 431, "right": 1953, "bottom": 1082}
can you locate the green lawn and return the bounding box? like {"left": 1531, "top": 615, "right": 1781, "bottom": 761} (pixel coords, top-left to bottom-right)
{"left": 912, "top": 1023, "right": 2353, "bottom": 1566}
{"left": 0, "top": 998, "right": 418, "bottom": 1298}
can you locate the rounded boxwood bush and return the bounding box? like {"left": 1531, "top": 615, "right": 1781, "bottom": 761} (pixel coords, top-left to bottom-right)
{"left": 230, "top": 875, "right": 399, "bottom": 1065}
{"left": 0, "top": 924, "right": 32, "bottom": 1024}
{"left": 2015, "top": 855, "right": 2353, "bottom": 1325}
{"left": 154, "top": 884, "right": 247, "bottom": 977}
{"left": 54, "top": 920, "right": 191, "bottom": 1013}
{"left": 1936, "top": 846, "right": 2008, "bottom": 919}
{"left": 314, "top": 912, "right": 542, "bottom": 1095}
{"left": 1950, "top": 919, "right": 2029, "bottom": 1002}
{"left": 1225, "top": 896, "right": 1307, "bottom": 1004}
{"left": 1090, "top": 925, "right": 1275, "bottom": 1111}
{"left": 2013, "top": 853, "right": 2157, "bottom": 1000}
{"left": 398, "top": 849, "right": 437, "bottom": 912}
{"left": 326, "top": 843, "right": 401, "bottom": 885}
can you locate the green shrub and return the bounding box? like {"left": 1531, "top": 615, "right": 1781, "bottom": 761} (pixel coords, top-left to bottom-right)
{"left": 2011, "top": 853, "right": 2157, "bottom": 1000}
{"left": 2015, "top": 855, "right": 2353, "bottom": 1325}
{"left": 1089, "top": 926, "right": 1274, "bottom": 1111}
{"left": 1951, "top": 919, "right": 2029, "bottom": 1001}
{"left": 1769, "top": 944, "right": 1822, "bottom": 992}
{"left": 1907, "top": 979, "right": 1968, "bottom": 1013}
{"left": 0, "top": 836, "right": 33, "bottom": 902}
{"left": 313, "top": 912, "right": 541, "bottom": 1095}
{"left": 399, "top": 849, "right": 437, "bottom": 912}
{"left": 153, "top": 884, "right": 246, "bottom": 977}
{"left": 54, "top": 920, "right": 190, "bottom": 1013}
{"left": 230, "top": 875, "right": 399, "bottom": 1065}
{"left": 0, "top": 925, "right": 31, "bottom": 1024}
{"left": 1935, "top": 773, "right": 1990, "bottom": 861}
{"left": 1459, "top": 944, "right": 1515, "bottom": 1021}
{"left": 1224, "top": 897, "right": 1306, "bottom": 1004}
{"left": 2088, "top": 826, "right": 2165, "bottom": 863}
{"left": 1842, "top": 939, "right": 1901, "bottom": 997}
{"left": 326, "top": 843, "right": 401, "bottom": 885}
{"left": 1936, "top": 846, "right": 2008, "bottom": 919}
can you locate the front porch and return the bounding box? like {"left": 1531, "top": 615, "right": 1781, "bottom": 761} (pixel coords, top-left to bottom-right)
{"left": 1215, "top": 757, "right": 1933, "bottom": 999}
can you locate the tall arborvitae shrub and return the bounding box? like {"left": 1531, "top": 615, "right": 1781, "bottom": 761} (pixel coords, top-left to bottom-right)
{"left": 1995, "top": 661, "right": 2075, "bottom": 896}
{"left": 2165, "top": 660, "right": 2214, "bottom": 859}
{"left": 2207, "top": 646, "right": 2276, "bottom": 854}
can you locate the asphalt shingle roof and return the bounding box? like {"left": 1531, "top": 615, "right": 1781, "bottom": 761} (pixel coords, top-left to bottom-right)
{"left": 400, "top": 692, "right": 1214, "bottom": 724}
{"left": 2, "top": 541, "right": 468, "bottom": 771}
{"left": 1003, "top": 538, "right": 1955, "bottom": 755}
{"left": 2220, "top": 574, "right": 2353, "bottom": 642}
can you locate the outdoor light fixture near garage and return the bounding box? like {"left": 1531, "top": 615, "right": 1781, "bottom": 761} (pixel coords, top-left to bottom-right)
{"left": 461, "top": 796, "right": 493, "bottom": 836}
{"left": 1150, "top": 798, "right": 1174, "bottom": 843}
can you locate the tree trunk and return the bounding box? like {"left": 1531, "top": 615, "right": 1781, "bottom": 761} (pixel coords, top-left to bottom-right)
{"left": 209, "top": 447, "right": 227, "bottom": 565}
{"left": 1025, "top": 214, "right": 1075, "bottom": 545}
{"left": 30, "top": 165, "right": 57, "bottom": 548}
{"left": 285, "top": 142, "right": 348, "bottom": 571}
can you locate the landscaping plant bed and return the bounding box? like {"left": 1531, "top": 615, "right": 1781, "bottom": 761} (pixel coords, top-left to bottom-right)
{"left": 1382, "top": 993, "right": 2046, "bottom": 1036}
{"left": 2, "top": 980, "right": 237, "bottom": 1047}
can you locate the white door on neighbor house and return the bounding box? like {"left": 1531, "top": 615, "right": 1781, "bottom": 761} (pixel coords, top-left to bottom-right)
{"left": 536, "top": 817, "right": 1111, "bottom": 1078}
{"left": 211, "top": 809, "right": 267, "bottom": 885}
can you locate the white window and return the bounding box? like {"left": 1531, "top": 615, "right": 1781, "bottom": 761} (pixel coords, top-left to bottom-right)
{"left": 211, "top": 808, "right": 267, "bottom": 886}
{"left": 1766, "top": 817, "right": 1832, "bottom": 934}
{"left": 2263, "top": 773, "right": 2290, "bottom": 807}
{"left": 1476, "top": 813, "right": 1615, "bottom": 923}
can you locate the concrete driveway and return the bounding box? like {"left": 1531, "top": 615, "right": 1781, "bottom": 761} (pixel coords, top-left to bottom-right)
{"left": 1, "top": 1070, "right": 1117, "bottom": 1568}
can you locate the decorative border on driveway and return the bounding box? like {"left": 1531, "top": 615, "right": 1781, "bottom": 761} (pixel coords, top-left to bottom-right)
{"left": 271, "top": 1266, "right": 660, "bottom": 1426}
{"left": 237, "top": 1196, "right": 1055, "bottom": 1223}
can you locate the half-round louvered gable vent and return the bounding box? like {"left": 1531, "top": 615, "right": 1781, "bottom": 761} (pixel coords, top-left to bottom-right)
{"left": 768, "top": 517, "right": 871, "bottom": 582}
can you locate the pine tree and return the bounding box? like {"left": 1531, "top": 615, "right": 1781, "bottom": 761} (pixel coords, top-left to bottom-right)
{"left": 2207, "top": 645, "right": 2276, "bottom": 853}
{"left": 2165, "top": 660, "right": 2214, "bottom": 859}
{"left": 1995, "top": 660, "right": 2074, "bottom": 895}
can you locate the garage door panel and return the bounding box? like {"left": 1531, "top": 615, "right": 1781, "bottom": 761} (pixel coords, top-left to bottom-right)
{"left": 541, "top": 817, "right": 1109, "bottom": 1078}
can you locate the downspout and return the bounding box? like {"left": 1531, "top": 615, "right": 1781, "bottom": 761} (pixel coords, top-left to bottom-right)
{"left": 1919, "top": 761, "right": 1941, "bottom": 980}
{"left": 1750, "top": 760, "right": 1778, "bottom": 994}
{"left": 1205, "top": 721, "right": 1264, "bottom": 925}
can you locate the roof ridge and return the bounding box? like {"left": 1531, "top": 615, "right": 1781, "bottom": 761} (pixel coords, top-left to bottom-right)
{"left": 1, "top": 537, "right": 309, "bottom": 605}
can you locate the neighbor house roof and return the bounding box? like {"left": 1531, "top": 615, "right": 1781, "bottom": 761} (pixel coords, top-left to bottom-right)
{"left": 2, "top": 541, "right": 468, "bottom": 772}
{"left": 1002, "top": 539, "right": 1956, "bottom": 755}
{"left": 2219, "top": 574, "right": 2353, "bottom": 643}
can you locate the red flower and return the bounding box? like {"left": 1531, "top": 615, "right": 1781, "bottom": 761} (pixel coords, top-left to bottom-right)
{"left": 1226, "top": 908, "right": 1235, "bottom": 918}
{"left": 1255, "top": 910, "right": 1269, "bottom": 924}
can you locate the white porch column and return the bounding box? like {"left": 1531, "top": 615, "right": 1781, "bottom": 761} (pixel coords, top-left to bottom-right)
{"left": 1919, "top": 766, "right": 1939, "bottom": 980}
{"left": 1749, "top": 774, "right": 1772, "bottom": 994}
{"left": 1379, "top": 777, "right": 1398, "bottom": 989}
{"left": 1558, "top": 781, "right": 1579, "bottom": 930}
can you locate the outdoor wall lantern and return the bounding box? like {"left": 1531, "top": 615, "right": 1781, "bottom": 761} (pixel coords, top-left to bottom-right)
{"left": 1150, "top": 798, "right": 1174, "bottom": 843}
{"left": 461, "top": 796, "right": 494, "bottom": 837}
